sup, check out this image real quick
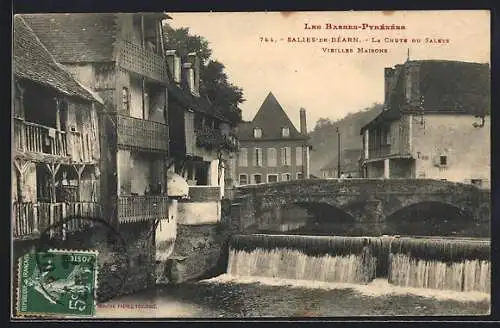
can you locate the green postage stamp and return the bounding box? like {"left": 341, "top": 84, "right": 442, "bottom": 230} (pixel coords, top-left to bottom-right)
{"left": 16, "top": 249, "right": 99, "bottom": 317}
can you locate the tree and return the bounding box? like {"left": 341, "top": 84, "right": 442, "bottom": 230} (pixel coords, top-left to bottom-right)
{"left": 163, "top": 25, "right": 244, "bottom": 125}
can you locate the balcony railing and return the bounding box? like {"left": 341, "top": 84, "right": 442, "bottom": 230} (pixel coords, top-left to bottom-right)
{"left": 14, "top": 118, "right": 97, "bottom": 163}
{"left": 116, "top": 114, "right": 169, "bottom": 153}
{"left": 15, "top": 119, "right": 67, "bottom": 156}
{"left": 12, "top": 201, "right": 101, "bottom": 240}
{"left": 117, "top": 39, "right": 169, "bottom": 83}
{"left": 369, "top": 145, "right": 391, "bottom": 159}
{"left": 118, "top": 195, "right": 169, "bottom": 223}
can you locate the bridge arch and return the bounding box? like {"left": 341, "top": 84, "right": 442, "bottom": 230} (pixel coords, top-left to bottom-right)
{"left": 384, "top": 201, "right": 476, "bottom": 237}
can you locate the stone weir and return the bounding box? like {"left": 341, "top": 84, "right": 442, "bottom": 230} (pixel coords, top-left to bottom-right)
{"left": 227, "top": 234, "right": 490, "bottom": 293}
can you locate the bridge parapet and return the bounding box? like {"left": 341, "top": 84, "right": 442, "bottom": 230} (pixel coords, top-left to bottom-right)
{"left": 233, "top": 179, "right": 490, "bottom": 237}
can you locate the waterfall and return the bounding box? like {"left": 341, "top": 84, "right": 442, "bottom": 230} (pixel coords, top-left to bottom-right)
{"left": 388, "top": 238, "right": 490, "bottom": 293}
{"left": 226, "top": 234, "right": 490, "bottom": 293}
{"left": 227, "top": 234, "right": 378, "bottom": 284}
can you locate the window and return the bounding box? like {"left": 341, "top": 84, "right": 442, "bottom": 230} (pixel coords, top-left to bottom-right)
{"left": 281, "top": 173, "right": 291, "bottom": 181}
{"left": 254, "top": 148, "right": 263, "bottom": 167}
{"left": 267, "top": 174, "right": 278, "bottom": 183}
{"left": 254, "top": 128, "right": 262, "bottom": 139}
{"left": 471, "top": 179, "right": 483, "bottom": 187}
{"left": 122, "top": 87, "right": 129, "bottom": 111}
{"left": 440, "top": 155, "right": 447, "bottom": 166}
{"left": 238, "top": 148, "right": 248, "bottom": 167}
{"left": 281, "top": 127, "right": 290, "bottom": 137}
{"left": 281, "top": 147, "right": 291, "bottom": 166}
{"left": 252, "top": 174, "right": 262, "bottom": 184}
{"left": 296, "top": 147, "right": 303, "bottom": 166}
{"left": 239, "top": 174, "right": 248, "bottom": 185}
{"left": 267, "top": 148, "right": 277, "bottom": 167}
{"left": 297, "top": 172, "right": 304, "bottom": 180}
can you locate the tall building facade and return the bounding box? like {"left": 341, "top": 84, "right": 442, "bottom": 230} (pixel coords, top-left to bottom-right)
{"left": 360, "top": 60, "right": 490, "bottom": 189}
{"left": 234, "top": 92, "right": 311, "bottom": 185}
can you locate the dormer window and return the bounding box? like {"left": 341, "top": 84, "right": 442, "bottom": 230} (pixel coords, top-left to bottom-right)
{"left": 254, "top": 128, "right": 262, "bottom": 139}
{"left": 281, "top": 127, "right": 290, "bottom": 137}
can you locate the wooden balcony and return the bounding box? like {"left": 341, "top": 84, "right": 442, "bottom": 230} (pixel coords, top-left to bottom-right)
{"left": 116, "top": 114, "right": 169, "bottom": 153}
{"left": 116, "top": 39, "right": 169, "bottom": 84}
{"left": 14, "top": 118, "right": 97, "bottom": 163}
{"left": 369, "top": 145, "right": 391, "bottom": 159}
{"left": 12, "top": 201, "right": 101, "bottom": 240}
{"left": 118, "top": 195, "right": 169, "bottom": 223}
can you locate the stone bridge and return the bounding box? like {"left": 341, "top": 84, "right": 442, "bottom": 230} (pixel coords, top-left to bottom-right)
{"left": 229, "top": 179, "right": 491, "bottom": 237}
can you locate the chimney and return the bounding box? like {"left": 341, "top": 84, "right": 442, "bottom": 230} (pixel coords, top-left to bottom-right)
{"left": 165, "top": 50, "right": 181, "bottom": 84}
{"left": 299, "top": 108, "right": 307, "bottom": 134}
{"left": 182, "top": 62, "right": 195, "bottom": 94}
{"left": 187, "top": 53, "right": 200, "bottom": 96}
{"left": 384, "top": 67, "right": 395, "bottom": 107}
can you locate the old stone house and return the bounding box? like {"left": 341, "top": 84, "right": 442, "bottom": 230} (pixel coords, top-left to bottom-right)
{"left": 13, "top": 15, "right": 104, "bottom": 242}
{"left": 166, "top": 50, "right": 238, "bottom": 225}
{"left": 360, "top": 60, "right": 490, "bottom": 189}
{"left": 234, "top": 92, "right": 311, "bottom": 186}
{"left": 20, "top": 12, "right": 173, "bottom": 298}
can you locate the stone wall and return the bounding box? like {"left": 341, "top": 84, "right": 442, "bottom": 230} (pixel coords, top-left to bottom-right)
{"left": 165, "top": 223, "right": 230, "bottom": 283}
{"left": 233, "top": 179, "right": 491, "bottom": 237}
{"left": 12, "top": 221, "right": 156, "bottom": 303}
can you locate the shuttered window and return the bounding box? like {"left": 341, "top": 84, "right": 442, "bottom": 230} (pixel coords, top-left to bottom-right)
{"left": 238, "top": 148, "right": 248, "bottom": 167}
{"left": 281, "top": 147, "right": 291, "bottom": 166}
{"left": 267, "top": 148, "right": 277, "bottom": 167}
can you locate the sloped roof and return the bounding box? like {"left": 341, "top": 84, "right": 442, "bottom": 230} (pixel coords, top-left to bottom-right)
{"left": 13, "top": 15, "right": 98, "bottom": 102}
{"left": 321, "top": 148, "right": 362, "bottom": 172}
{"left": 361, "top": 60, "right": 490, "bottom": 133}
{"left": 20, "top": 13, "right": 118, "bottom": 63}
{"left": 417, "top": 60, "right": 490, "bottom": 114}
{"left": 167, "top": 83, "right": 231, "bottom": 123}
{"left": 237, "top": 92, "right": 308, "bottom": 141}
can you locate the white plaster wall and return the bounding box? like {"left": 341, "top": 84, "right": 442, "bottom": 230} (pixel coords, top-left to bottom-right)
{"left": 178, "top": 201, "right": 221, "bottom": 225}
{"left": 411, "top": 114, "right": 490, "bottom": 186}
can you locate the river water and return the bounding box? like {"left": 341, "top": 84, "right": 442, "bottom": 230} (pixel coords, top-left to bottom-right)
{"left": 97, "top": 234, "right": 490, "bottom": 318}
{"left": 97, "top": 275, "right": 490, "bottom": 318}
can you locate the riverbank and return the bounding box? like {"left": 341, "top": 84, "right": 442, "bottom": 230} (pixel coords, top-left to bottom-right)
{"left": 97, "top": 276, "right": 490, "bottom": 318}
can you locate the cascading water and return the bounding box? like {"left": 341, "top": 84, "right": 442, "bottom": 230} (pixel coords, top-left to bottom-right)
{"left": 388, "top": 238, "right": 490, "bottom": 293}
{"left": 226, "top": 234, "right": 490, "bottom": 294}
{"left": 227, "top": 234, "right": 379, "bottom": 284}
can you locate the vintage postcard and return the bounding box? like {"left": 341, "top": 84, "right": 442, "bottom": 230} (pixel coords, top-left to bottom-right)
{"left": 11, "top": 10, "right": 491, "bottom": 319}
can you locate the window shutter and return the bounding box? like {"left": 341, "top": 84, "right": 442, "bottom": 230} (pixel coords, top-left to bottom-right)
{"left": 296, "top": 147, "right": 303, "bottom": 166}
{"left": 286, "top": 147, "right": 291, "bottom": 165}
{"left": 239, "top": 148, "right": 248, "bottom": 167}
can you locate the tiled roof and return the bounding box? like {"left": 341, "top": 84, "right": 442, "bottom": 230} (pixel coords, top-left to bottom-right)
{"left": 13, "top": 15, "right": 98, "bottom": 102}
{"left": 237, "top": 92, "right": 308, "bottom": 141}
{"left": 321, "top": 148, "right": 362, "bottom": 172}
{"left": 167, "top": 83, "right": 231, "bottom": 123}
{"left": 361, "top": 60, "right": 490, "bottom": 133}
{"left": 20, "top": 13, "right": 117, "bottom": 63}
{"left": 417, "top": 60, "right": 490, "bottom": 114}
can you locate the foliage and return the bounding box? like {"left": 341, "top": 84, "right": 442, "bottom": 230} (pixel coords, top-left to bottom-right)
{"left": 163, "top": 25, "right": 244, "bottom": 125}
{"left": 195, "top": 126, "right": 239, "bottom": 153}
{"left": 308, "top": 103, "right": 383, "bottom": 176}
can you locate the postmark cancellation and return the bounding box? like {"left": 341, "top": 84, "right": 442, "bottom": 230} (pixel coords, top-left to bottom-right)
{"left": 16, "top": 249, "right": 99, "bottom": 318}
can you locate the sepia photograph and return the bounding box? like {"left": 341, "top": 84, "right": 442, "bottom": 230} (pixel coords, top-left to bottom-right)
{"left": 11, "top": 10, "right": 491, "bottom": 319}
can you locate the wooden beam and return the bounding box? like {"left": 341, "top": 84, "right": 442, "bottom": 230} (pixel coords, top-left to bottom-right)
{"left": 72, "top": 164, "right": 86, "bottom": 201}
{"left": 13, "top": 159, "right": 30, "bottom": 176}
{"left": 45, "top": 163, "right": 61, "bottom": 203}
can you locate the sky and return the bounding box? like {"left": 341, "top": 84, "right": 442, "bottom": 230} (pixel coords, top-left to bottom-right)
{"left": 167, "top": 11, "right": 490, "bottom": 132}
